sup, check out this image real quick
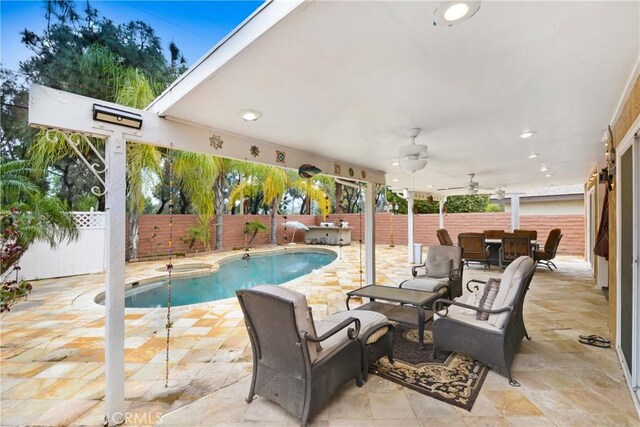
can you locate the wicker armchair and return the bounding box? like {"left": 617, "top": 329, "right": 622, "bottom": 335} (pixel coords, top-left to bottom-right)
{"left": 436, "top": 229, "right": 454, "bottom": 246}
{"left": 534, "top": 228, "right": 563, "bottom": 271}
{"left": 236, "top": 286, "right": 392, "bottom": 426}
{"left": 432, "top": 256, "right": 536, "bottom": 386}
{"left": 399, "top": 245, "right": 463, "bottom": 301}
{"left": 458, "top": 232, "right": 491, "bottom": 270}
{"left": 499, "top": 233, "right": 532, "bottom": 270}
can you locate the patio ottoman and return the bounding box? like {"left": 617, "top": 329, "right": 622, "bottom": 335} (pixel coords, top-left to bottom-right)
{"left": 316, "top": 310, "right": 393, "bottom": 380}
{"left": 399, "top": 277, "right": 449, "bottom": 308}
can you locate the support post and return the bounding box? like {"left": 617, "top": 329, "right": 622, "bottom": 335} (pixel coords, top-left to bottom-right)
{"left": 407, "top": 191, "right": 415, "bottom": 263}
{"left": 511, "top": 194, "right": 520, "bottom": 231}
{"left": 364, "top": 182, "right": 376, "bottom": 285}
{"left": 105, "top": 134, "right": 126, "bottom": 426}
{"left": 439, "top": 199, "right": 445, "bottom": 229}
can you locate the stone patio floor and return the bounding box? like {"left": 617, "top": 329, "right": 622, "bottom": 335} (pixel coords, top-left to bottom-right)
{"left": 0, "top": 245, "right": 637, "bottom": 426}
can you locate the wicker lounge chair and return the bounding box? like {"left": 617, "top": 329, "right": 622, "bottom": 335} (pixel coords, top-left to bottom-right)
{"left": 399, "top": 245, "right": 464, "bottom": 302}
{"left": 432, "top": 256, "right": 536, "bottom": 386}
{"left": 236, "top": 286, "right": 392, "bottom": 426}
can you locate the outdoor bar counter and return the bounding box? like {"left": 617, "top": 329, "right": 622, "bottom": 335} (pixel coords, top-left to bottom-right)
{"left": 305, "top": 226, "right": 352, "bottom": 246}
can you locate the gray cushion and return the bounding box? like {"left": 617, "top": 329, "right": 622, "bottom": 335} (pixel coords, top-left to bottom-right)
{"left": 315, "top": 310, "right": 389, "bottom": 361}
{"left": 426, "top": 258, "right": 452, "bottom": 278}
{"left": 402, "top": 277, "right": 449, "bottom": 293}
{"left": 426, "top": 245, "right": 461, "bottom": 270}
{"left": 488, "top": 256, "right": 534, "bottom": 329}
{"left": 252, "top": 285, "right": 319, "bottom": 361}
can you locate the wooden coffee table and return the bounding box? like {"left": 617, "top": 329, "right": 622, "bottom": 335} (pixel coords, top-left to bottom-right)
{"left": 346, "top": 285, "right": 440, "bottom": 349}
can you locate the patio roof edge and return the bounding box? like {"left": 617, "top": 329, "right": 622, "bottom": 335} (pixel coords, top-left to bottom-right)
{"left": 28, "top": 84, "right": 386, "bottom": 185}
{"left": 144, "top": 0, "right": 305, "bottom": 115}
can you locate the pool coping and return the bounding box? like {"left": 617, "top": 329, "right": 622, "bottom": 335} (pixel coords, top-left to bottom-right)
{"left": 91, "top": 245, "right": 340, "bottom": 309}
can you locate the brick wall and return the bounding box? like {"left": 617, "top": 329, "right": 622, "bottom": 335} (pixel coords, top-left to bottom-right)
{"left": 136, "top": 214, "right": 315, "bottom": 258}
{"left": 136, "top": 212, "right": 584, "bottom": 258}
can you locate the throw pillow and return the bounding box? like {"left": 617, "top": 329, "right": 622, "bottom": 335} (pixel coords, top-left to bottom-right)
{"left": 475, "top": 278, "right": 501, "bottom": 321}
{"left": 426, "top": 258, "right": 452, "bottom": 279}
{"left": 460, "top": 292, "right": 482, "bottom": 316}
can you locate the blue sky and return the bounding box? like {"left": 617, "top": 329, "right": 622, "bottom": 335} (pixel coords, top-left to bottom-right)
{"left": 1, "top": 0, "right": 264, "bottom": 73}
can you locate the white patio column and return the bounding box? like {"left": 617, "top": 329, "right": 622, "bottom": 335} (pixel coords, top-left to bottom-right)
{"left": 439, "top": 199, "right": 445, "bottom": 229}
{"left": 407, "top": 191, "right": 415, "bottom": 263}
{"left": 105, "top": 134, "right": 126, "bottom": 426}
{"left": 364, "top": 182, "right": 376, "bottom": 285}
{"left": 511, "top": 194, "right": 521, "bottom": 231}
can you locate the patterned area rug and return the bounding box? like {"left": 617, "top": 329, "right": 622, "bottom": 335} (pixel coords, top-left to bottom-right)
{"left": 370, "top": 324, "right": 488, "bottom": 412}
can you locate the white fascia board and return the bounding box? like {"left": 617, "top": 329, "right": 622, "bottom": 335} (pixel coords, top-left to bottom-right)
{"left": 145, "top": 0, "right": 305, "bottom": 115}
{"left": 29, "top": 84, "right": 386, "bottom": 184}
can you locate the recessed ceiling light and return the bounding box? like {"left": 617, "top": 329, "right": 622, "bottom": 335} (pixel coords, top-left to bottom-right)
{"left": 428, "top": 185, "right": 433, "bottom": 188}
{"left": 444, "top": 2, "right": 470, "bottom": 20}
{"left": 520, "top": 130, "right": 536, "bottom": 139}
{"left": 240, "top": 109, "right": 262, "bottom": 121}
{"left": 433, "top": 1, "right": 480, "bottom": 26}
{"left": 392, "top": 178, "right": 399, "bottom": 183}
{"left": 528, "top": 153, "right": 539, "bottom": 159}
{"left": 540, "top": 165, "right": 548, "bottom": 172}
{"left": 392, "top": 161, "right": 400, "bottom": 166}
{"left": 545, "top": 174, "right": 552, "bottom": 178}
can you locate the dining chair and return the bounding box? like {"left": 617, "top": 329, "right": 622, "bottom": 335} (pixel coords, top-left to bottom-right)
{"left": 500, "top": 233, "right": 532, "bottom": 270}
{"left": 458, "top": 232, "right": 491, "bottom": 270}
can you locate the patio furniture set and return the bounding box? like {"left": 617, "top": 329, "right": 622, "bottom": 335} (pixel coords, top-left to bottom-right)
{"left": 437, "top": 227, "right": 563, "bottom": 271}
{"left": 236, "top": 238, "right": 538, "bottom": 425}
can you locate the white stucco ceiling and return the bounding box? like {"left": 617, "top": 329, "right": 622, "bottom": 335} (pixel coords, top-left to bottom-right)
{"left": 150, "top": 0, "right": 640, "bottom": 195}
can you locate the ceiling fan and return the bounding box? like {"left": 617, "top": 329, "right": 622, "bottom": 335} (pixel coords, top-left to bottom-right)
{"left": 397, "top": 128, "right": 429, "bottom": 173}
{"left": 493, "top": 187, "right": 507, "bottom": 200}
{"left": 437, "top": 173, "right": 495, "bottom": 195}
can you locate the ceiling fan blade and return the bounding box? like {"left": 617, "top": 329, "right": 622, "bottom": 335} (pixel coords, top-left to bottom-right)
{"left": 437, "top": 186, "right": 466, "bottom": 191}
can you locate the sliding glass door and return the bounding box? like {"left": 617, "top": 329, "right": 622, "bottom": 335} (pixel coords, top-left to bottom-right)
{"left": 618, "top": 132, "right": 639, "bottom": 397}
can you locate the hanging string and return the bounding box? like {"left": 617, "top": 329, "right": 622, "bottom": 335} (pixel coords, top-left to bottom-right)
{"left": 283, "top": 214, "right": 289, "bottom": 248}
{"left": 165, "top": 144, "right": 175, "bottom": 388}
{"left": 242, "top": 159, "right": 251, "bottom": 268}
{"left": 358, "top": 182, "right": 363, "bottom": 288}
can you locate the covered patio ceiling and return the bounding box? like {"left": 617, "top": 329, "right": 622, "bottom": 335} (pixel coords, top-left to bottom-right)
{"left": 148, "top": 0, "right": 639, "bottom": 195}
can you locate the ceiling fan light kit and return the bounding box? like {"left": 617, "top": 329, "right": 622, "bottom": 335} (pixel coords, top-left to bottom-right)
{"left": 398, "top": 127, "right": 429, "bottom": 173}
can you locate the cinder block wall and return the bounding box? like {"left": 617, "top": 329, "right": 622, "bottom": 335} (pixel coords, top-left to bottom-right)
{"left": 135, "top": 212, "right": 584, "bottom": 258}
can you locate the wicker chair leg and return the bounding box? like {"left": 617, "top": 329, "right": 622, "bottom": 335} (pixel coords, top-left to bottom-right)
{"left": 245, "top": 366, "right": 257, "bottom": 403}
{"left": 508, "top": 377, "right": 521, "bottom": 387}
{"left": 550, "top": 261, "right": 557, "bottom": 270}
{"left": 356, "top": 373, "right": 364, "bottom": 387}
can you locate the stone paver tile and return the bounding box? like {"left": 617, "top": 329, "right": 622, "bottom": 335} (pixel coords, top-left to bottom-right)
{"left": 30, "top": 399, "right": 99, "bottom": 426}
{"left": 483, "top": 390, "right": 543, "bottom": 417}
{"left": 368, "top": 390, "right": 415, "bottom": 420}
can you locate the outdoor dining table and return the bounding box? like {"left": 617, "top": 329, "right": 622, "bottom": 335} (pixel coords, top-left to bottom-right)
{"left": 484, "top": 238, "right": 538, "bottom": 266}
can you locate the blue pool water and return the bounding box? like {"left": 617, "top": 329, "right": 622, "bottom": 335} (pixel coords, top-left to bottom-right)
{"left": 122, "top": 250, "right": 336, "bottom": 308}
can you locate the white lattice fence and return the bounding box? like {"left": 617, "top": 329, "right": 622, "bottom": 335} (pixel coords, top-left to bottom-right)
{"left": 16, "top": 211, "right": 106, "bottom": 280}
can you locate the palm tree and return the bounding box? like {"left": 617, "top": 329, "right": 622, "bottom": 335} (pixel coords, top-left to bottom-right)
{"left": 1, "top": 194, "right": 78, "bottom": 275}
{"left": 0, "top": 159, "right": 38, "bottom": 204}
{"left": 291, "top": 175, "right": 332, "bottom": 216}
{"left": 261, "top": 166, "right": 289, "bottom": 244}
{"left": 245, "top": 219, "right": 267, "bottom": 247}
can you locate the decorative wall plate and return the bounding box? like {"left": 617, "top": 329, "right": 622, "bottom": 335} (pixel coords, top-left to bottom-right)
{"left": 276, "top": 150, "right": 286, "bottom": 164}
{"left": 334, "top": 164, "right": 341, "bottom": 175}
{"left": 348, "top": 167, "right": 354, "bottom": 177}
{"left": 209, "top": 135, "right": 223, "bottom": 149}
{"left": 250, "top": 145, "right": 260, "bottom": 157}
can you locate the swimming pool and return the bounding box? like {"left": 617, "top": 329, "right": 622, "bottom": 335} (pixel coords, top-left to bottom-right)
{"left": 108, "top": 249, "right": 337, "bottom": 308}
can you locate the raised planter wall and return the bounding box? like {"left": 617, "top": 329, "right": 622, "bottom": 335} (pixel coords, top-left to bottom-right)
{"left": 135, "top": 212, "right": 585, "bottom": 258}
